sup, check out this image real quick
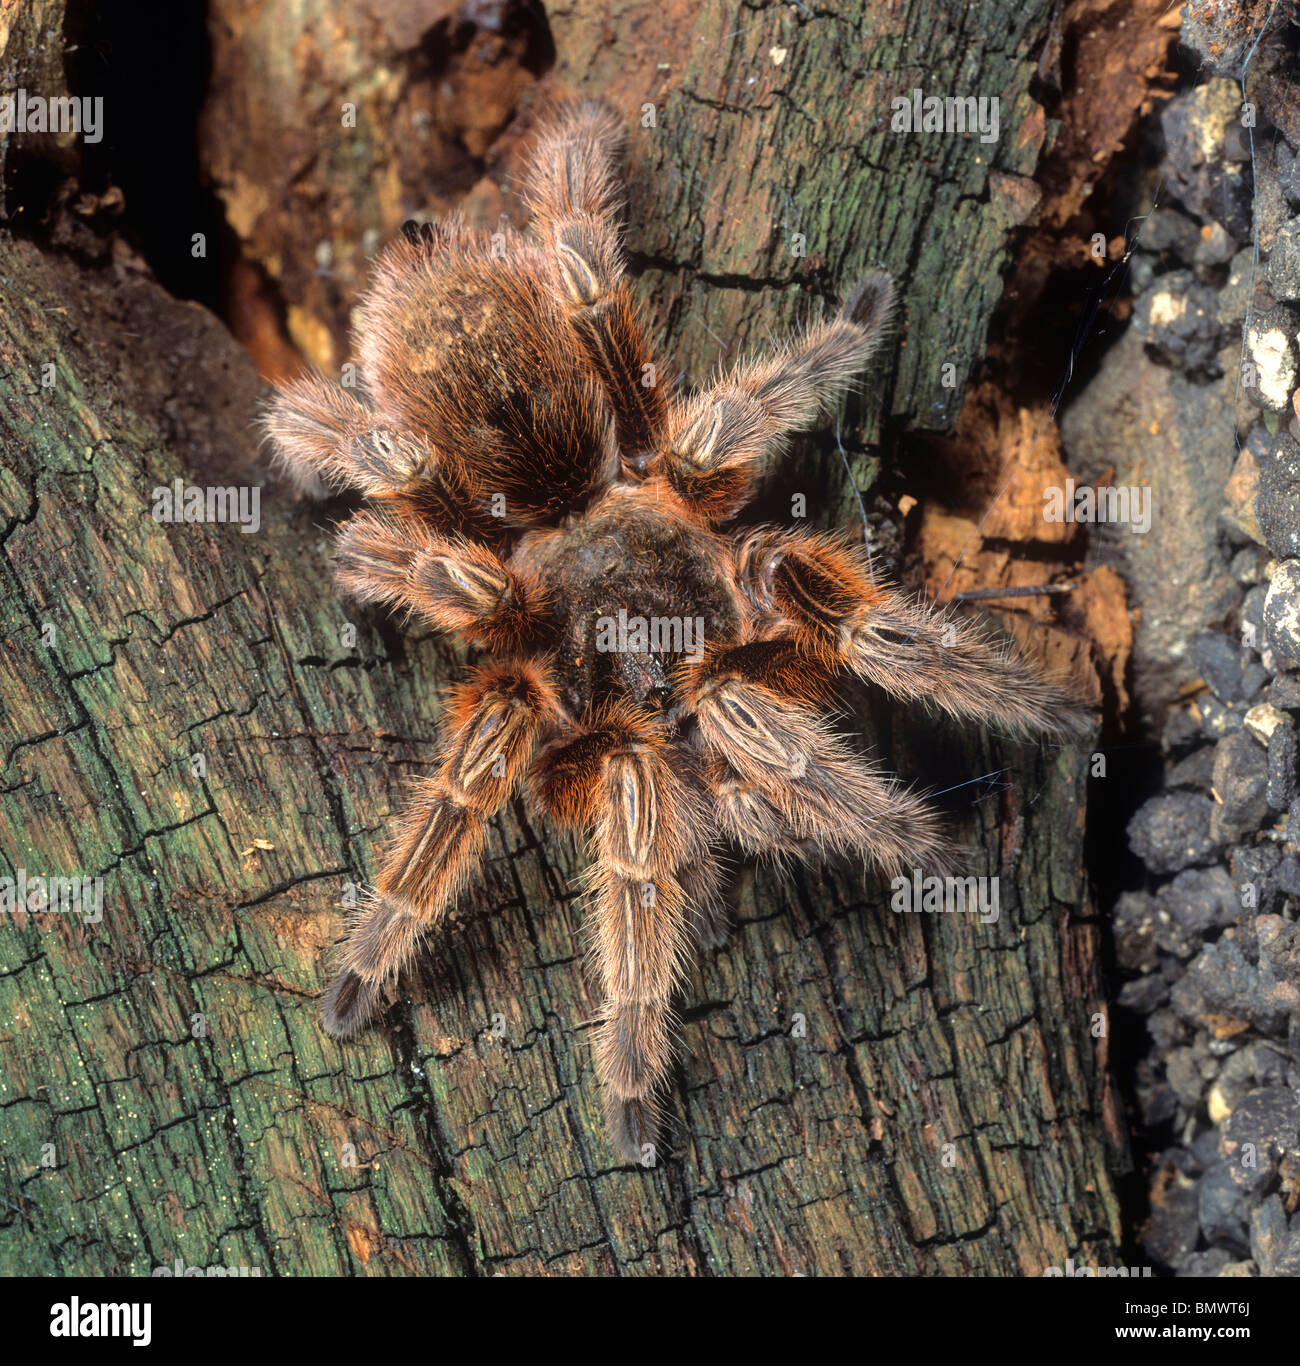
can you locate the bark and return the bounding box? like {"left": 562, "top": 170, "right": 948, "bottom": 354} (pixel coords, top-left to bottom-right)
{"left": 0, "top": 0, "right": 1127, "bottom": 1275}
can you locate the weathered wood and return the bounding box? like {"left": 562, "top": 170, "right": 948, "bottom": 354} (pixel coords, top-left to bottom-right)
{"left": 0, "top": 0, "right": 1124, "bottom": 1275}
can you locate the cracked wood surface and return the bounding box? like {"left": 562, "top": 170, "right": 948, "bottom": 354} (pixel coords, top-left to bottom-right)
{"left": 0, "top": 0, "right": 1124, "bottom": 1275}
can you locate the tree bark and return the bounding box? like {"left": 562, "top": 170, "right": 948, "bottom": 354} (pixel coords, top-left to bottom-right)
{"left": 0, "top": 0, "right": 1126, "bottom": 1275}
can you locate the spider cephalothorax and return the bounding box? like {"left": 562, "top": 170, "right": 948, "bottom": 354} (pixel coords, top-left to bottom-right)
{"left": 263, "top": 102, "right": 1084, "bottom": 1163}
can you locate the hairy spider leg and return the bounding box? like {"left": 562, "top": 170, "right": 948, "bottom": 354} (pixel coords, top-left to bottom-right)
{"left": 652, "top": 272, "right": 897, "bottom": 523}
{"left": 736, "top": 526, "right": 1089, "bottom": 740}
{"left": 334, "top": 509, "right": 549, "bottom": 654}
{"left": 531, "top": 704, "right": 719, "bottom": 1162}
{"left": 681, "top": 656, "right": 950, "bottom": 875}
{"left": 260, "top": 372, "right": 496, "bottom": 538}
{"left": 520, "top": 101, "right": 668, "bottom": 460}
{"left": 321, "top": 661, "right": 557, "bottom": 1037}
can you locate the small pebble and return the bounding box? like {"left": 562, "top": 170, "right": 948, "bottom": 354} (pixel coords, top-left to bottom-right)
{"left": 1153, "top": 867, "right": 1239, "bottom": 961}
{"left": 1266, "top": 718, "right": 1298, "bottom": 809}
{"left": 1133, "top": 271, "right": 1227, "bottom": 372}
{"left": 1242, "top": 584, "right": 1269, "bottom": 651}
{"left": 1167, "top": 745, "right": 1218, "bottom": 792}
{"left": 1274, "top": 854, "right": 1300, "bottom": 897}
{"left": 1197, "top": 696, "right": 1247, "bottom": 738}
{"left": 1224, "top": 1088, "right": 1300, "bottom": 1191}
{"left": 1250, "top": 1197, "right": 1289, "bottom": 1275}
{"left": 1143, "top": 204, "right": 1203, "bottom": 257}
{"left": 1243, "top": 304, "right": 1300, "bottom": 413}
{"left": 1263, "top": 560, "right": 1300, "bottom": 663}
{"left": 1113, "top": 890, "right": 1160, "bottom": 972}
{"left": 1193, "top": 631, "right": 1249, "bottom": 702}
{"left": 1268, "top": 673, "right": 1300, "bottom": 708}
{"left": 1229, "top": 546, "right": 1268, "bottom": 585}
{"left": 1256, "top": 434, "right": 1300, "bottom": 560}
{"left": 1194, "top": 221, "right": 1237, "bottom": 267}
{"left": 1265, "top": 218, "right": 1300, "bottom": 302}
{"left": 1198, "top": 1160, "right": 1252, "bottom": 1252}
{"left": 1230, "top": 843, "right": 1285, "bottom": 916}
{"left": 1118, "top": 973, "right": 1168, "bottom": 1013}
{"left": 1128, "top": 791, "right": 1224, "bottom": 873}
{"left": 1245, "top": 700, "right": 1289, "bottom": 743}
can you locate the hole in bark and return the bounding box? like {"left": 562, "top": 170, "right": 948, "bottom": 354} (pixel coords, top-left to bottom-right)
{"left": 64, "top": 0, "right": 237, "bottom": 308}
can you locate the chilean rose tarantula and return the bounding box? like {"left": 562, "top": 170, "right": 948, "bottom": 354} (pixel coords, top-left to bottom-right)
{"left": 263, "top": 102, "right": 1083, "bottom": 1163}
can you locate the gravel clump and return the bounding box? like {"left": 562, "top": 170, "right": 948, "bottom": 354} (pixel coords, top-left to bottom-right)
{"left": 1087, "top": 12, "right": 1300, "bottom": 1276}
{"left": 1128, "top": 791, "right": 1224, "bottom": 873}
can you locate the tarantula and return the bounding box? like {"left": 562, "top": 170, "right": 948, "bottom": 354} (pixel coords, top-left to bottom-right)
{"left": 263, "top": 102, "right": 1082, "bottom": 1164}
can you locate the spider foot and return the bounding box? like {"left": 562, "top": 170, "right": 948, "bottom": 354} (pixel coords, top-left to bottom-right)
{"left": 320, "top": 968, "right": 386, "bottom": 1038}
{"left": 609, "top": 1096, "right": 661, "bottom": 1168}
